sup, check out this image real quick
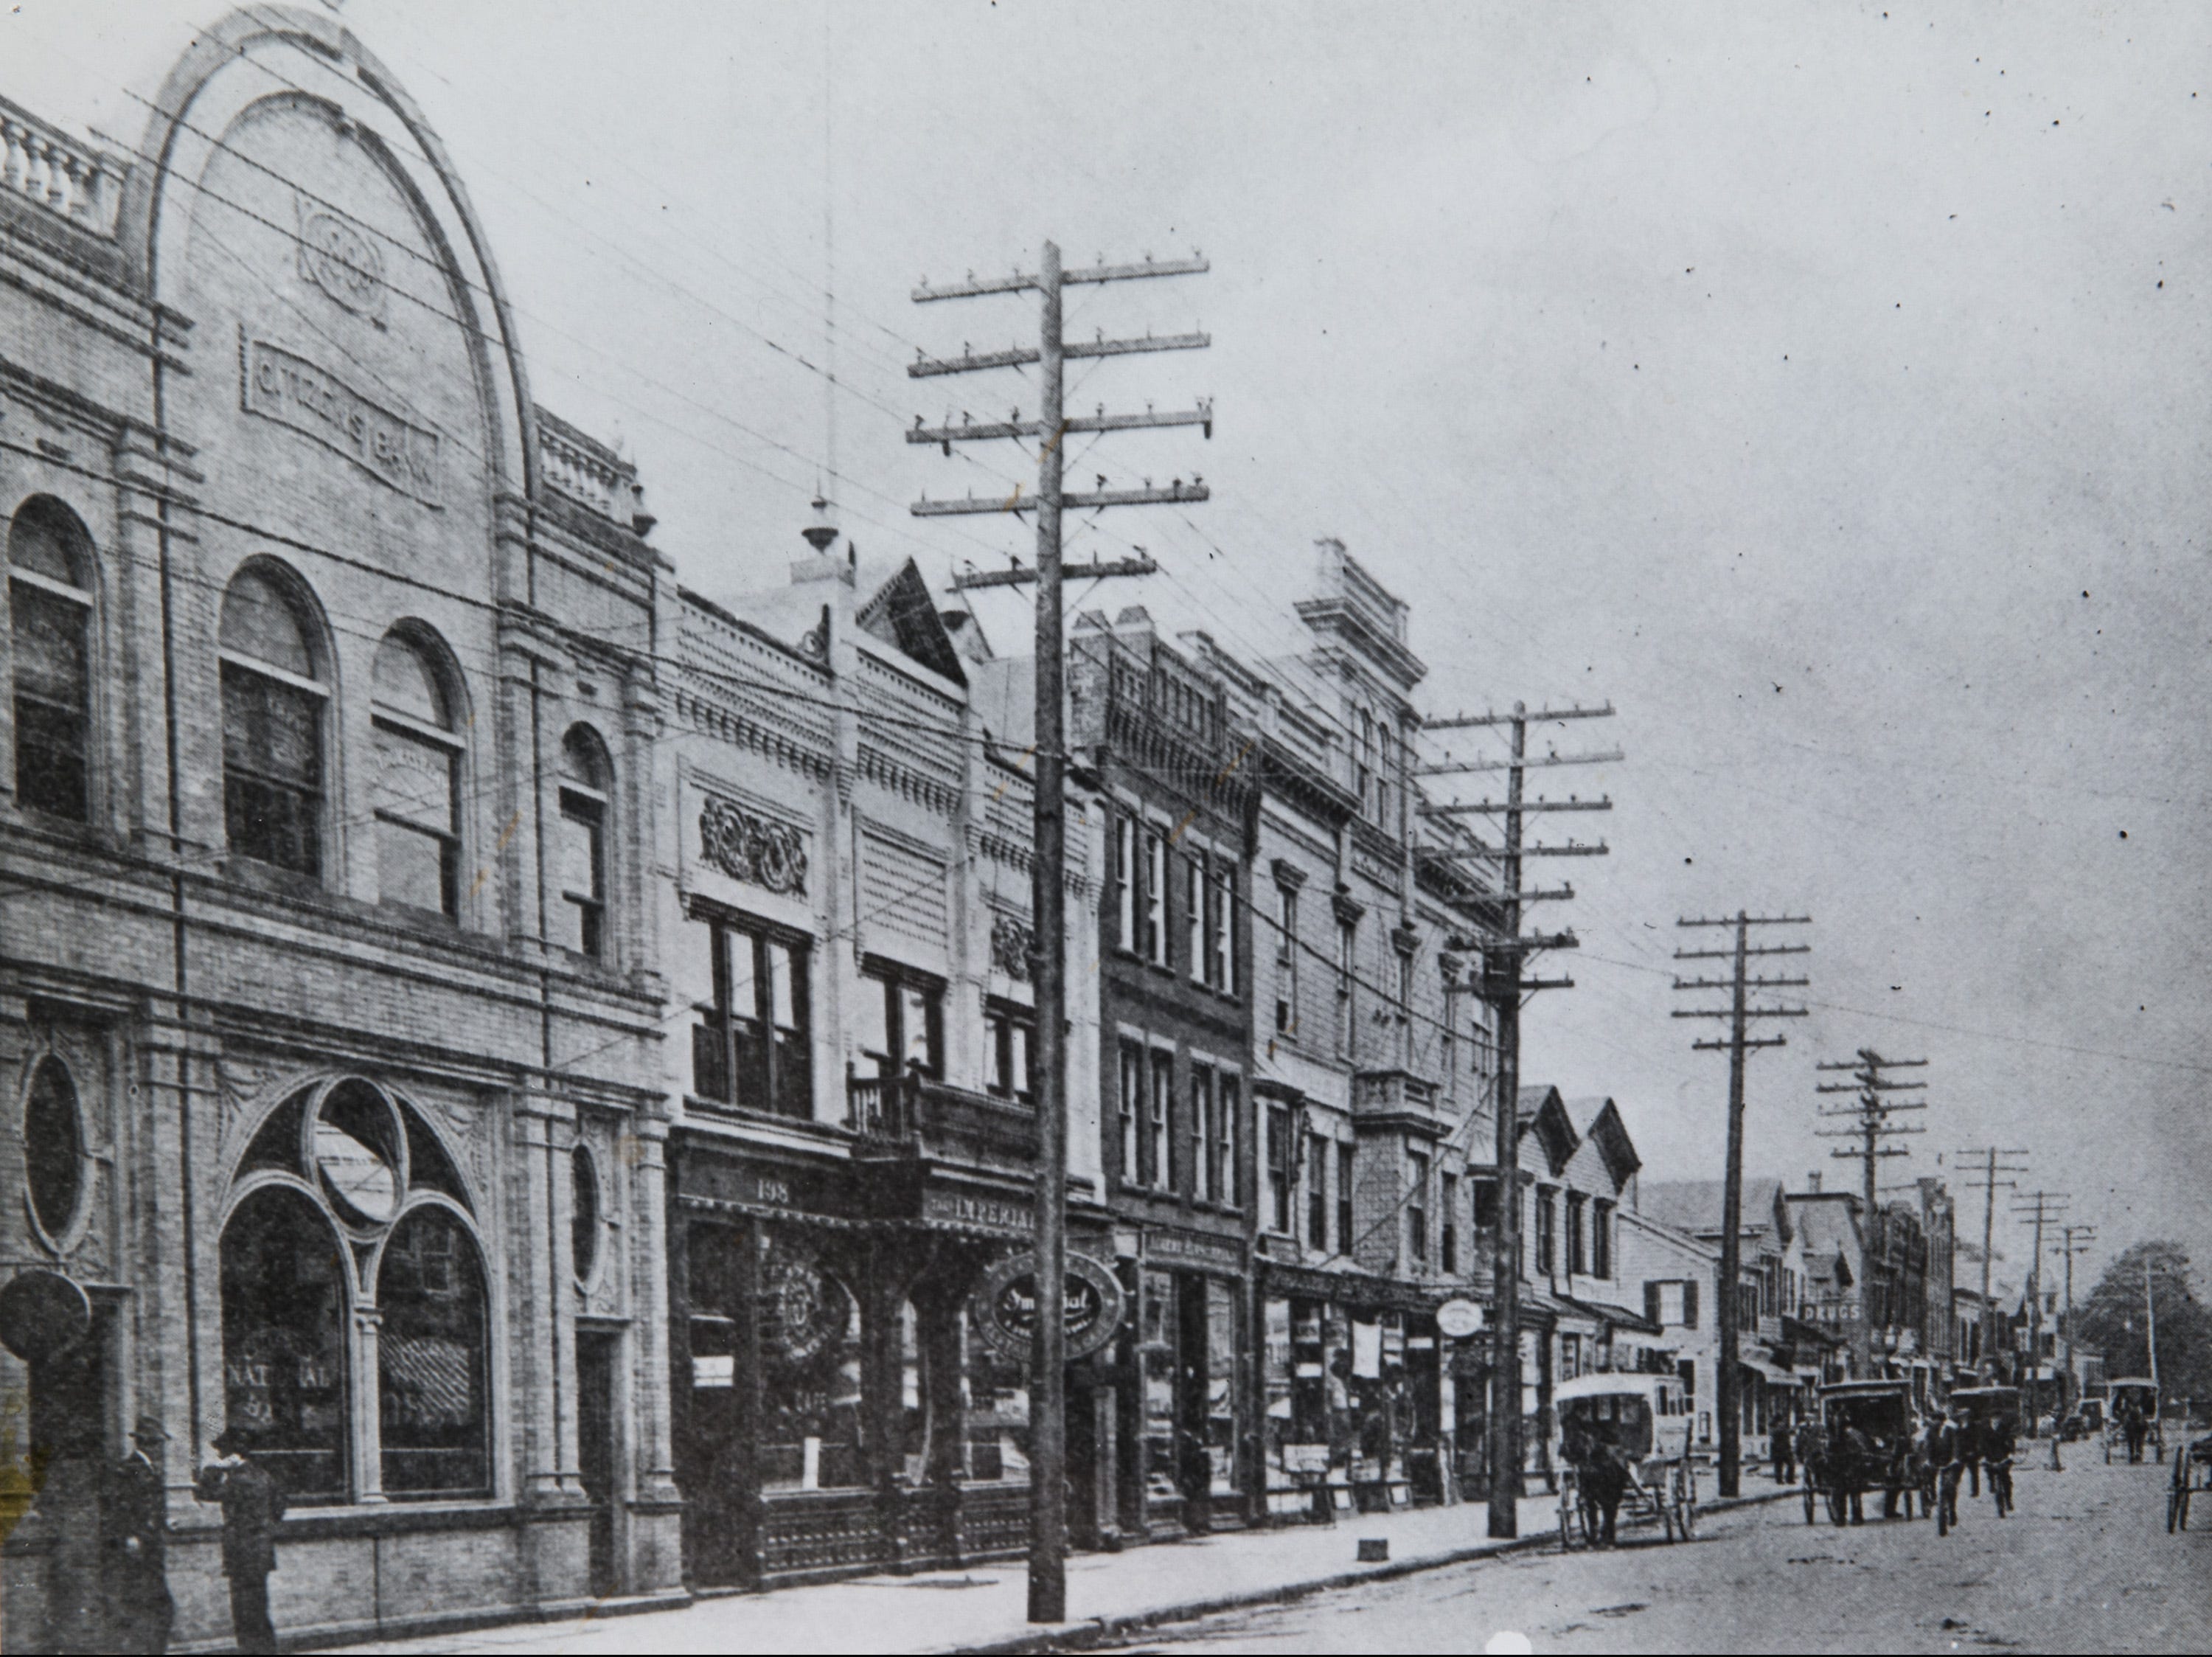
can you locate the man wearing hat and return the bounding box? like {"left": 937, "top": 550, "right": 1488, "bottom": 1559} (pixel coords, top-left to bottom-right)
{"left": 104, "top": 1413, "right": 175, "bottom": 1653}
{"left": 194, "top": 1427, "right": 288, "bottom": 1655}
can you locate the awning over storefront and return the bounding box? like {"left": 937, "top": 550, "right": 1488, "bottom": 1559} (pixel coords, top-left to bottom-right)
{"left": 1739, "top": 1356, "right": 1798, "bottom": 1384}
{"left": 1559, "top": 1293, "right": 1664, "bottom": 1338}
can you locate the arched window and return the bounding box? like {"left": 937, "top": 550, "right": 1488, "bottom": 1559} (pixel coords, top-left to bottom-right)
{"left": 219, "top": 1185, "right": 349, "bottom": 1501}
{"left": 378, "top": 1204, "right": 490, "bottom": 1498}
{"left": 22, "top": 1055, "right": 86, "bottom": 1243}
{"left": 557, "top": 725, "right": 610, "bottom": 959}
{"left": 8, "top": 499, "right": 94, "bottom": 820}
{"left": 218, "top": 1078, "right": 489, "bottom": 1505}
{"left": 372, "top": 630, "right": 461, "bottom": 916}
{"left": 220, "top": 564, "right": 326, "bottom": 877}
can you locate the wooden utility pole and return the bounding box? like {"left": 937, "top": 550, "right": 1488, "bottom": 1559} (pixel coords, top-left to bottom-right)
{"left": 1815, "top": 1049, "right": 1928, "bottom": 1379}
{"left": 2052, "top": 1223, "right": 2096, "bottom": 1414}
{"left": 1672, "top": 912, "right": 1810, "bottom": 1498}
{"left": 2010, "top": 1189, "right": 2070, "bottom": 1436}
{"left": 1420, "top": 701, "right": 1615, "bottom": 1537}
{"left": 911, "top": 243, "right": 1208, "bottom": 1624}
{"left": 1954, "top": 1145, "right": 2028, "bottom": 1375}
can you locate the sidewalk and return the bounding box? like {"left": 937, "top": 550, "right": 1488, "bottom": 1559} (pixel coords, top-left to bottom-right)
{"left": 326, "top": 1480, "right": 1802, "bottom": 1656}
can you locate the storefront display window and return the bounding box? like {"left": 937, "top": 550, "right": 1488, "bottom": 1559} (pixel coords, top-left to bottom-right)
{"left": 220, "top": 1185, "right": 349, "bottom": 1501}
{"left": 962, "top": 1296, "right": 1031, "bottom": 1483}
{"left": 758, "top": 1236, "right": 865, "bottom": 1490}
{"left": 378, "top": 1205, "right": 490, "bottom": 1497}
{"left": 1205, "top": 1277, "right": 1240, "bottom": 1495}
{"left": 1140, "top": 1268, "right": 1178, "bottom": 1505}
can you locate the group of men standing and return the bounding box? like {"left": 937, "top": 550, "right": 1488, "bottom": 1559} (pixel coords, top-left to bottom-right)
{"left": 1776, "top": 1396, "right": 2017, "bottom": 1530}
{"left": 45, "top": 1420, "right": 286, "bottom": 1656}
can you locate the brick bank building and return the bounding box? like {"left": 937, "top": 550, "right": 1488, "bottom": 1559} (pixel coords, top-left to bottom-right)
{"left": 0, "top": 10, "right": 683, "bottom": 1648}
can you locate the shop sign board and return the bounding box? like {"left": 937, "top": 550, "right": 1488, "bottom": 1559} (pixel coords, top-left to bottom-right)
{"left": 973, "top": 1251, "right": 1127, "bottom": 1363}
{"left": 1436, "top": 1297, "right": 1484, "bottom": 1340}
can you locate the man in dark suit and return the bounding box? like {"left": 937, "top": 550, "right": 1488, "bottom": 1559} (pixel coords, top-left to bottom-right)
{"left": 105, "top": 1414, "right": 175, "bottom": 1654}
{"left": 195, "top": 1428, "right": 287, "bottom": 1656}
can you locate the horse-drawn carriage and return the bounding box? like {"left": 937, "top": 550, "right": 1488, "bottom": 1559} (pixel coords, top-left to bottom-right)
{"left": 2106, "top": 1378, "right": 2163, "bottom": 1464}
{"left": 1554, "top": 1373, "right": 1697, "bottom": 1549}
{"left": 1802, "top": 1380, "right": 1921, "bottom": 1526}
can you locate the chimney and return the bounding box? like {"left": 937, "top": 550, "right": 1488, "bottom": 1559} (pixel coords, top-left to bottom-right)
{"left": 1807, "top": 1171, "right": 1821, "bottom": 1194}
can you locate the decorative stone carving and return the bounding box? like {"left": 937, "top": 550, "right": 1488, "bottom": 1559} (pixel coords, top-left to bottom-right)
{"left": 990, "top": 911, "right": 1034, "bottom": 982}
{"left": 699, "top": 795, "right": 809, "bottom": 896}
{"left": 296, "top": 190, "right": 388, "bottom": 323}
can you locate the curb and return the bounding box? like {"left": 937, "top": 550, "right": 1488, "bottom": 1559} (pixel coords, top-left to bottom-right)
{"left": 947, "top": 1486, "right": 1802, "bottom": 1654}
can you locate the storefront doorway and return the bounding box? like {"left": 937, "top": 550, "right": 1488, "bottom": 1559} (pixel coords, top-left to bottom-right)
{"left": 577, "top": 1330, "right": 619, "bottom": 1599}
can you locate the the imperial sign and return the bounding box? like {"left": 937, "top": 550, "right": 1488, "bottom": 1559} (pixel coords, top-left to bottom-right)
{"left": 972, "top": 1251, "right": 1126, "bottom": 1363}
{"left": 240, "top": 332, "right": 442, "bottom": 508}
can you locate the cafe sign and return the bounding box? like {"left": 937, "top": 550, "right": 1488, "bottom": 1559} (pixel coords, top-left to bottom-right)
{"left": 972, "top": 1251, "right": 1126, "bottom": 1364}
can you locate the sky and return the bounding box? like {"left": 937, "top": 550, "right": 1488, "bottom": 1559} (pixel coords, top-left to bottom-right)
{"left": 7, "top": 0, "right": 2208, "bottom": 1298}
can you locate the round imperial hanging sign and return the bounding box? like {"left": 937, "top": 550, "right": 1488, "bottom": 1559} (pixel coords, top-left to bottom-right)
{"left": 973, "top": 1251, "right": 1126, "bottom": 1364}
{"left": 1436, "top": 1297, "right": 1485, "bottom": 1341}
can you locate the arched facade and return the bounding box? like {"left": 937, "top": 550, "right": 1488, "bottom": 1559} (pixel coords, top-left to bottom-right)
{"left": 0, "top": 8, "right": 676, "bottom": 1650}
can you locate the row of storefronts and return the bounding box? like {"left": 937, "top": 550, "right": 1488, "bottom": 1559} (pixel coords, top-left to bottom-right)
{"left": 0, "top": 13, "right": 1989, "bottom": 1653}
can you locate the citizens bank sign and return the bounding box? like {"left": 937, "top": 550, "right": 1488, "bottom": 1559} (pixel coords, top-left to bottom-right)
{"left": 240, "top": 330, "right": 443, "bottom": 507}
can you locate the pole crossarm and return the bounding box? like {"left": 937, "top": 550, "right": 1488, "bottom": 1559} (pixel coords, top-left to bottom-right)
{"left": 910, "top": 403, "right": 1213, "bottom": 445}
{"left": 1416, "top": 748, "right": 1624, "bottom": 777}
{"left": 908, "top": 332, "right": 1211, "bottom": 376}
{"left": 1521, "top": 976, "right": 1576, "bottom": 992}
{"left": 1672, "top": 975, "right": 1811, "bottom": 991}
{"left": 1425, "top": 703, "right": 1615, "bottom": 730}
{"left": 950, "top": 556, "right": 1159, "bottom": 589}
{"left": 1430, "top": 886, "right": 1576, "bottom": 914}
{"left": 1481, "top": 931, "right": 1581, "bottom": 953}
{"left": 1672, "top": 1005, "right": 1809, "bottom": 1019}
{"left": 1417, "top": 797, "right": 1613, "bottom": 817}
{"left": 1694, "top": 1034, "right": 1790, "bottom": 1052}
{"left": 1679, "top": 914, "right": 1812, "bottom": 928}
{"left": 1674, "top": 944, "right": 1810, "bottom": 960}
{"left": 914, "top": 480, "right": 1211, "bottom": 515}
{"left": 1424, "top": 839, "right": 1612, "bottom": 859}
{"left": 911, "top": 252, "right": 1210, "bottom": 304}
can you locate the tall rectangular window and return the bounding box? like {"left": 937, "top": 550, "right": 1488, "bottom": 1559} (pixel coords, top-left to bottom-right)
{"left": 1186, "top": 855, "right": 1207, "bottom": 983}
{"left": 691, "top": 914, "right": 812, "bottom": 1118}
{"left": 1212, "top": 861, "right": 1236, "bottom": 994}
{"left": 1396, "top": 949, "right": 1416, "bottom": 1066}
{"left": 1218, "top": 1073, "right": 1240, "bottom": 1209}
{"left": 1191, "top": 1065, "right": 1214, "bottom": 1200}
{"left": 1115, "top": 816, "right": 1136, "bottom": 950}
{"left": 1407, "top": 1149, "right": 1430, "bottom": 1264}
{"left": 1336, "top": 1142, "right": 1355, "bottom": 1254}
{"left": 1472, "top": 1177, "right": 1500, "bottom": 1237}
{"left": 1592, "top": 1199, "right": 1613, "bottom": 1279}
{"left": 984, "top": 1000, "right": 1034, "bottom": 1102}
{"left": 1307, "top": 1133, "right": 1329, "bottom": 1247}
{"left": 557, "top": 787, "right": 605, "bottom": 957}
{"left": 1536, "top": 1188, "right": 1557, "bottom": 1276}
{"left": 1144, "top": 830, "right": 1169, "bottom": 966}
{"left": 1335, "top": 919, "right": 1357, "bottom": 1057}
{"left": 1119, "top": 1043, "right": 1142, "bottom": 1182}
{"left": 1441, "top": 1173, "right": 1459, "bottom": 1274}
{"left": 859, "top": 961, "right": 942, "bottom": 1080}
{"left": 1148, "top": 1050, "right": 1172, "bottom": 1188}
{"left": 1265, "top": 1105, "right": 1293, "bottom": 1234}
{"left": 1567, "top": 1192, "right": 1587, "bottom": 1276}
{"left": 1275, "top": 886, "right": 1298, "bottom": 1035}
{"left": 10, "top": 572, "right": 93, "bottom": 821}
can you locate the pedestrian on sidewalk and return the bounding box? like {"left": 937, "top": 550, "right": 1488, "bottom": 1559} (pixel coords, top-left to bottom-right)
{"left": 1770, "top": 1417, "right": 1796, "bottom": 1484}
{"left": 104, "top": 1414, "right": 175, "bottom": 1655}
{"left": 195, "top": 1428, "right": 288, "bottom": 1656}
